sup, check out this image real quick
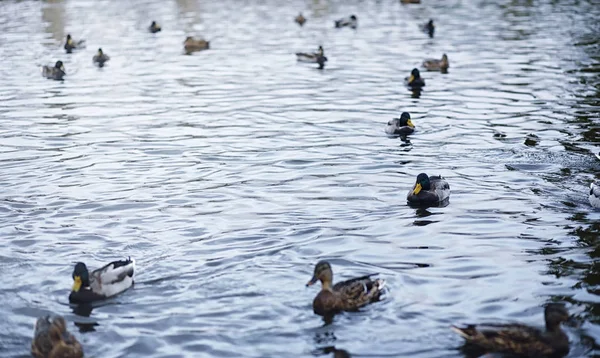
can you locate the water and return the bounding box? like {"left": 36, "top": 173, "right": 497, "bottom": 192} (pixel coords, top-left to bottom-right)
{"left": 0, "top": 0, "right": 598, "bottom": 357}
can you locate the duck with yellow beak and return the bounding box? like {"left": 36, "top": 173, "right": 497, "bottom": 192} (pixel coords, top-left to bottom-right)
{"left": 407, "top": 173, "right": 450, "bottom": 205}
{"left": 385, "top": 111, "right": 415, "bottom": 135}
{"left": 69, "top": 257, "right": 135, "bottom": 304}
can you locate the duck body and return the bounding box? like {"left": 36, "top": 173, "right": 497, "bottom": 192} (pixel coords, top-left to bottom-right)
{"left": 405, "top": 68, "right": 425, "bottom": 88}
{"left": 421, "top": 19, "right": 434, "bottom": 37}
{"left": 307, "top": 261, "right": 385, "bottom": 316}
{"left": 69, "top": 257, "right": 135, "bottom": 304}
{"left": 451, "top": 303, "right": 570, "bottom": 358}
{"left": 42, "top": 61, "right": 65, "bottom": 81}
{"left": 184, "top": 36, "right": 210, "bottom": 53}
{"left": 590, "top": 182, "right": 600, "bottom": 208}
{"left": 334, "top": 15, "right": 357, "bottom": 29}
{"left": 296, "top": 46, "right": 326, "bottom": 63}
{"left": 385, "top": 112, "right": 415, "bottom": 135}
{"left": 295, "top": 13, "right": 306, "bottom": 26}
{"left": 92, "top": 48, "right": 110, "bottom": 67}
{"left": 407, "top": 173, "right": 450, "bottom": 205}
{"left": 423, "top": 54, "right": 449, "bottom": 72}
{"left": 64, "top": 34, "right": 85, "bottom": 53}
{"left": 149, "top": 21, "right": 161, "bottom": 33}
{"left": 31, "top": 316, "right": 83, "bottom": 358}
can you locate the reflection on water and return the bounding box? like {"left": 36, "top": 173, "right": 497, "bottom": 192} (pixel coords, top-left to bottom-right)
{"left": 0, "top": 0, "right": 598, "bottom": 357}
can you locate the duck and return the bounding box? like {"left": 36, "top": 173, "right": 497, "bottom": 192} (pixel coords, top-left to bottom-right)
{"left": 334, "top": 15, "right": 357, "bottom": 29}
{"left": 590, "top": 182, "right": 600, "bottom": 208}
{"left": 31, "top": 315, "right": 83, "bottom": 358}
{"left": 69, "top": 257, "right": 135, "bottom": 304}
{"left": 306, "top": 260, "right": 385, "bottom": 316}
{"left": 42, "top": 61, "right": 65, "bottom": 81}
{"left": 407, "top": 173, "right": 450, "bottom": 205}
{"left": 64, "top": 34, "right": 85, "bottom": 53}
{"left": 451, "top": 303, "right": 570, "bottom": 358}
{"left": 296, "top": 46, "right": 326, "bottom": 63}
{"left": 149, "top": 21, "right": 161, "bottom": 33}
{"left": 92, "top": 48, "right": 110, "bottom": 67}
{"left": 295, "top": 13, "right": 306, "bottom": 26}
{"left": 401, "top": 0, "right": 421, "bottom": 3}
{"left": 423, "top": 54, "right": 449, "bottom": 72}
{"left": 184, "top": 36, "right": 210, "bottom": 53}
{"left": 405, "top": 68, "right": 425, "bottom": 89}
{"left": 421, "top": 19, "right": 434, "bottom": 38}
{"left": 385, "top": 112, "right": 415, "bottom": 136}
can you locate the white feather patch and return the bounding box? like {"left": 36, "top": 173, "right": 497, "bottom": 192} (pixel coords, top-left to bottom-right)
{"left": 590, "top": 182, "right": 600, "bottom": 209}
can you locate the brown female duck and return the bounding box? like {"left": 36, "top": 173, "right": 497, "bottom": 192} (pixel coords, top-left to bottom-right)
{"left": 31, "top": 316, "right": 83, "bottom": 358}
{"left": 184, "top": 36, "right": 210, "bottom": 54}
{"left": 295, "top": 13, "right": 306, "bottom": 26}
{"left": 451, "top": 303, "right": 570, "bottom": 357}
{"left": 423, "top": 54, "right": 449, "bottom": 72}
{"left": 306, "top": 261, "right": 385, "bottom": 316}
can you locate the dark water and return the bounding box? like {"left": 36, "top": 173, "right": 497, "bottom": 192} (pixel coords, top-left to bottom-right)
{"left": 0, "top": 0, "right": 599, "bottom": 357}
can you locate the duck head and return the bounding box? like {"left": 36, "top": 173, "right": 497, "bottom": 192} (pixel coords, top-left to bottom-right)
{"left": 55, "top": 61, "right": 65, "bottom": 72}
{"left": 408, "top": 68, "right": 421, "bottom": 84}
{"left": 97, "top": 48, "right": 103, "bottom": 56}
{"left": 350, "top": 15, "right": 357, "bottom": 21}
{"left": 306, "top": 261, "right": 333, "bottom": 289}
{"left": 412, "top": 173, "right": 431, "bottom": 195}
{"left": 66, "top": 34, "right": 73, "bottom": 46}
{"left": 72, "top": 262, "right": 90, "bottom": 292}
{"left": 399, "top": 112, "right": 414, "bottom": 128}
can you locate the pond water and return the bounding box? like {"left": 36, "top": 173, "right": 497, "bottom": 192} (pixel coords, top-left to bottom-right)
{"left": 0, "top": 0, "right": 598, "bottom": 357}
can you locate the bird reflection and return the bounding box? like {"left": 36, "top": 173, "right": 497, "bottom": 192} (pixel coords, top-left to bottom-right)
{"left": 410, "top": 88, "right": 422, "bottom": 98}
{"left": 71, "top": 304, "right": 99, "bottom": 333}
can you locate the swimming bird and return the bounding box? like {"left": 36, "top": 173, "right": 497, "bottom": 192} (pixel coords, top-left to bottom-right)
{"left": 296, "top": 46, "right": 326, "bottom": 63}
{"left": 64, "top": 34, "right": 85, "bottom": 53}
{"left": 451, "top": 303, "right": 570, "bottom": 358}
{"left": 401, "top": 0, "right": 421, "bottom": 3}
{"left": 334, "top": 15, "right": 357, "bottom": 29}
{"left": 423, "top": 54, "right": 449, "bottom": 72}
{"left": 69, "top": 257, "right": 135, "bottom": 304}
{"left": 385, "top": 112, "right": 415, "bottom": 135}
{"left": 184, "top": 36, "right": 210, "bottom": 53}
{"left": 407, "top": 173, "right": 450, "bottom": 205}
{"left": 405, "top": 68, "right": 425, "bottom": 88}
{"left": 42, "top": 61, "right": 65, "bottom": 81}
{"left": 421, "top": 19, "right": 434, "bottom": 38}
{"left": 590, "top": 182, "right": 600, "bottom": 208}
{"left": 295, "top": 13, "right": 306, "bottom": 26}
{"left": 306, "top": 260, "right": 385, "bottom": 316}
{"left": 149, "top": 21, "right": 161, "bottom": 33}
{"left": 92, "top": 48, "right": 110, "bottom": 67}
{"left": 31, "top": 316, "right": 83, "bottom": 358}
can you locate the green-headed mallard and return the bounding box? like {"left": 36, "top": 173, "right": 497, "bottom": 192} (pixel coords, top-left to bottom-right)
{"left": 407, "top": 173, "right": 450, "bottom": 205}
{"left": 590, "top": 181, "right": 600, "bottom": 208}
{"left": 423, "top": 54, "right": 449, "bottom": 72}
{"left": 295, "top": 13, "right": 306, "bottom": 26}
{"left": 386, "top": 112, "right": 415, "bottom": 136}
{"left": 64, "top": 34, "right": 85, "bottom": 54}
{"left": 421, "top": 19, "right": 434, "bottom": 38}
{"left": 405, "top": 68, "right": 425, "bottom": 88}
{"left": 42, "top": 61, "right": 65, "bottom": 81}
{"left": 306, "top": 260, "right": 385, "bottom": 316}
{"left": 69, "top": 257, "right": 135, "bottom": 304}
{"left": 334, "top": 15, "right": 357, "bottom": 29}
{"left": 149, "top": 21, "right": 161, "bottom": 33}
{"left": 184, "top": 36, "right": 210, "bottom": 54}
{"left": 31, "top": 316, "right": 83, "bottom": 358}
{"left": 92, "top": 48, "right": 110, "bottom": 68}
{"left": 451, "top": 303, "right": 570, "bottom": 357}
{"left": 296, "top": 46, "right": 328, "bottom": 70}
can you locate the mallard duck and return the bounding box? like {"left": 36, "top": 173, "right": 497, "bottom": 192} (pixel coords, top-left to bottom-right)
{"left": 405, "top": 68, "right": 425, "bottom": 88}
{"left": 92, "top": 48, "right": 110, "bottom": 67}
{"left": 590, "top": 182, "right": 600, "bottom": 208}
{"left": 421, "top": 19, "right": 434, "bottom": 38}
{"left": 423, "top": 54, "right": 449, "bottom": 72}
{"left": 334, "top": 15, "right": 357, "bottom": 29}
{"left": 306, "top": 261, "right": 385, "bottom": 316}
{"left": 407, "top": 173, "right": 450, "bottom": 204}
{"left": 149, "top": 21, "right": 161, "bottom": 33}
{"left": 296, "top": 46, "right": 326, "bottom": 63}
{"left": 451, "top": 303, "right": 570, "bottom": 357}
{"left": 31, "top": 316, "right": 83, "bottom": 358}
{"left": 69, "top": 257, "right": 135, "bottom": 304}
{"left": 295, "top": 13, "right": 306, "bottom": 26}
{"left": 64, "top": 34, "right": 85, "bottom": 54}
{"left": 385, "top": 112, "right": 415, "bottom": 135}
{"left": 42, "top": 61, "right": 65, "bottom": 81}
{"left": 184, "top": 36, "right": 210, "bottom": 53}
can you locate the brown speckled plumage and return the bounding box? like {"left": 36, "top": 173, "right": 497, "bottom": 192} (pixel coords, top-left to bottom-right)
{"left": 31, "top": 316, "right": 83, "bottom": 358}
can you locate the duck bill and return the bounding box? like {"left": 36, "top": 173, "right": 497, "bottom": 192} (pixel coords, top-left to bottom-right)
{"left": 72, "top": 276, "right": 82, "bottom": 292}
{"left": 408, "top": 75, "right": 414, "bottom": 84}
{"left": 407, "top": 119, "right": 415, "bottom": 128}
{"left": 412, "top": 183, "right": 422, "bottom": 195}
{"left": 306, "top": 275, "right": 318, "bottom": 287}
{"left": 60, "top": 65, "right": 65, "bottom": 72}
